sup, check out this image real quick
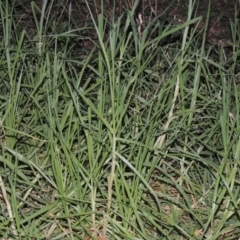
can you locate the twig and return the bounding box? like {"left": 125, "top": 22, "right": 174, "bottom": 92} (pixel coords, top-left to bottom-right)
{"left": 0, "top": 174, "right": 18, "bottom": 238}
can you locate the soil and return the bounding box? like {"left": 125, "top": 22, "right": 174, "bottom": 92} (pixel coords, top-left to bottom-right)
{"left": 152, "top": 0, "right": 239, "bottom": 45}
{"left": 13, "top": 0, "right": 239, "bottom": 46}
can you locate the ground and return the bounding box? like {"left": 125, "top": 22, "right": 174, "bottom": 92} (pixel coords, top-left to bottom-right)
{"left": 14, "top": 0, "right": 238, "bottom": 45}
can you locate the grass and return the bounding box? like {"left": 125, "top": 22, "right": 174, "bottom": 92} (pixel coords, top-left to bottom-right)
{"left": 0, "top": 0, "right": 240, "bottom": 239}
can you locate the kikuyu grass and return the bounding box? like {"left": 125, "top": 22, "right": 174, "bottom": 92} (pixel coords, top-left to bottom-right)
{"left": 0, "top": 0, "right": 240, "bottom": 239}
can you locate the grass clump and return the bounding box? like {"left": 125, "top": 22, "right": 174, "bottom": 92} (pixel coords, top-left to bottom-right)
{"left": 0, "top": 0, "right": 240, "bottom": 239}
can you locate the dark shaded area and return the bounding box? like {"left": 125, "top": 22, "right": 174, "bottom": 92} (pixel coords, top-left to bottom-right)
{"left": 13, "top": 0, "right": 239, "bottom": 45}
{"left": 151, "top": 0, "right": 239, "bottom": 45}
